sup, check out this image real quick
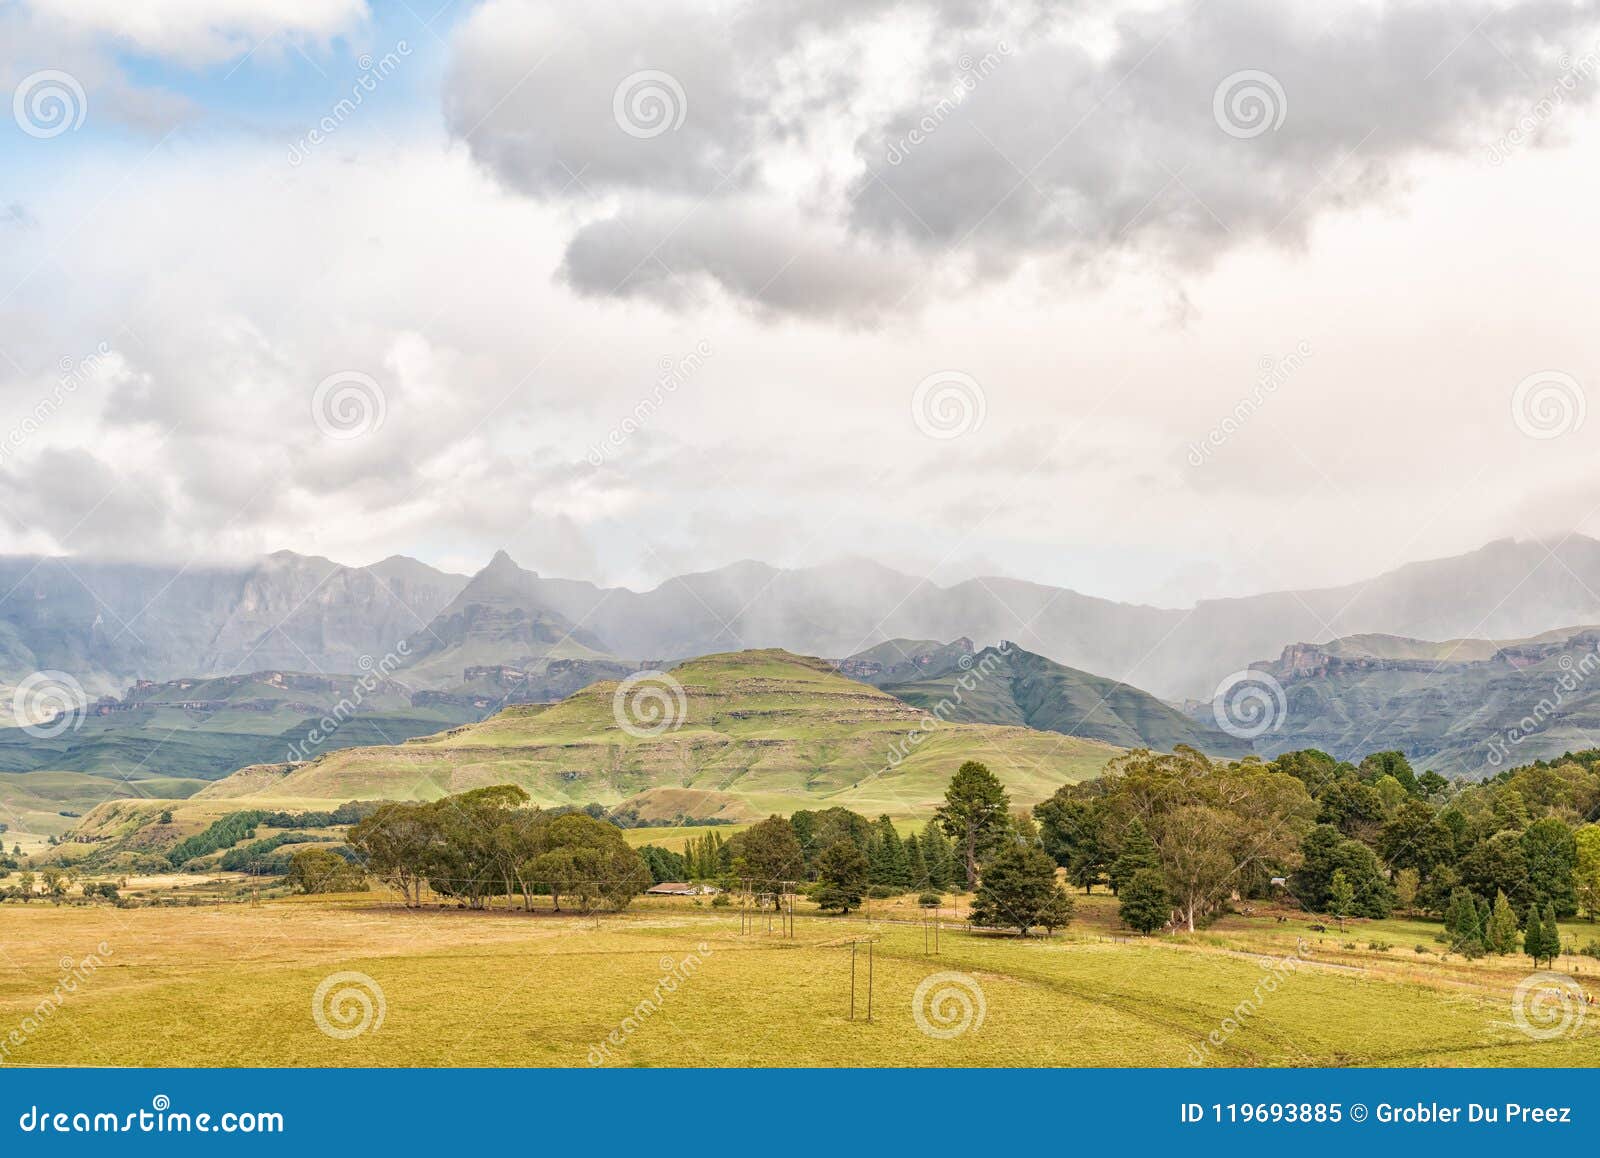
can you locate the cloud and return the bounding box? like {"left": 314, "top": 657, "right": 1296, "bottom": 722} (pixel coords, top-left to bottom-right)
{"left": 21, "top": 0, "right": 369, "bottom": 66}
{"left": 445, "top": 0, "right": 1600, "bottom": 317}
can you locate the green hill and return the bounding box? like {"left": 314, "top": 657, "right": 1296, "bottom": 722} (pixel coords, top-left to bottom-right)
{"left": 193, "top": 649, "right": 1121, "bottom": 818}
{"left": 840, "top": 639, "right": 1252, "bottom": 757}
{"left": 0, "top": 671, "right": 478, "bottom": 780}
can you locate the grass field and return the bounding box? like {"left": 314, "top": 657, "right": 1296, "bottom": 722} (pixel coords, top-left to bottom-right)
{"left": 3, "top": 890, "right": 1596, "bottom": 1068}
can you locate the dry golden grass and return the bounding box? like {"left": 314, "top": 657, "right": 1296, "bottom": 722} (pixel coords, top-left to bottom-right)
{"left": 1, "top": 890, "right": 1595, "bottom": 1068}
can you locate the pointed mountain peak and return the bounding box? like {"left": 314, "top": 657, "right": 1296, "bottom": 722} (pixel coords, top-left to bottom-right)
{"left": 481, "top": 549, "right": 534, "bottom": 579}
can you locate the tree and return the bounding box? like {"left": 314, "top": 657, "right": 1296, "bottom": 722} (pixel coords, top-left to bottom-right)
{"left": 1542, "top": 902, "right": 1563, "bottom": 965}
{"left": 1119, "top": 867, "right": 1170, "bottom": 934}
{"left": 1522, "top": 818, "right": 1578, "bottom": 916}
{"left": 1109, "top": 818, "right": 1160, "bottom": 896}
{"left": 1316, "top": 776, "right": 1387, "bottom": 840}
{"left": 1492, "top": 786, "right": 1531, "bottom": 832}
{"left": 1291, "top": 824, "right": 1394, "bottom": 918}
{"left": 937, "top": 761, "right": 1010, "bottom": 890}
{"left": 813, "top": 840, "right": 868, "bottom": 914}
{"left": 1489, "top": 890, "right": 1521, "bottom": 955}
{"left": 285, "top": 848, "right": 367, "bottom": 894}
{"left": 904, "top": 835, "right": 929, "bottom": 891}
{"left": 1445, "top": 888, "right": 1486, "bottom": 956}
{"left": 529, "top": 813, "right": 648, "bottom": 913}
{"left": 16, "top": 870, "right": 33, "bottom": 901}
{"left": 1329, "top": 869, "right": 1356, "bottom": 932}
{"left": 867, "top": 815, "right": 910, "bottom": 888}
{"left": 1417, "top": 770, "right": 1450, "bottom": 798}
{"left": 349, "top": 801, "right": 440, "bottom": 906}
{"left": 1576, "top": 824, "right": 1600, "bottom": 921}
{"left": 1525, "top": 904, "right": 1548, "bottom": 965}
{"left": 1378, "top": 801, "right": 1453, "bottom": 878}
{"left": 967, "top": 843, "right": 1072, "bottom": 936}
{"left": 730, "top": 816, "right": 806, "bottom": 891}
{"left": 1459, "top": 831, "right": 1529, "bottom": 910}
{"left": 919, "top": 820, "right": 954, "bottom": 891}
{"left": 1358, "top": 750, "right": 1418, "bottom": 795}
{"left": 1394, "top": 867, "right": 1420, "bottom": 913}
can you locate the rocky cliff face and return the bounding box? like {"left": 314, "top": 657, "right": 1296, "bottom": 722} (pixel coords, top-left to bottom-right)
{"left": 0, "top": 552, "right": 466, "bottom": 698}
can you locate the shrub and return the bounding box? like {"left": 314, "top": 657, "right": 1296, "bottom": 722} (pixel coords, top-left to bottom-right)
{"left": 918, "top": 892, "right": 942, "bottom": 907}
{"left": 867, "top": 885, "right": 897, "bottom": 899}
{"left": 1414, "top": 944, "right": 1430, "bottom": 954}
{"left": 1367, "top": 940, "right": 1391, "bottom": 951}
{"left": 710, "top": 892, "right": 731, "bottom": 907}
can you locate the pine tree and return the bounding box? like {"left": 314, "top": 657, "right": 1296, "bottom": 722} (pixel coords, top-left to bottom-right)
{"left": 937, "top": 761, "right": 1010, "bottom": 891}
{"left": 1476, "top": 895, "right": 1493, "bottom": 947}
{"left": 905, "top": 835, "right": 929, "bottom": 891}
{"left": 1489, "top": 891, "right": 1521, "bottom": 955}
{"left": 1445, "top": 888, "right": 1485, "bottom": 955}
{"left": 920, "top": 819, "right": 953, "bottom": 891}
{"left": 1109, "top": 818, "right": 1160, "bottom": 896}
{"left": 1525, "top": 904, "right": 1545, "bottom": 964}
{"left": 1119, "top": 867, "right": 1170, "bottom": 934}
{"left": 1543, "top": 903, "right": 1563, "bottom": 965}
{"left": 968, "top": 844, "right": 1072, "bottom": 936}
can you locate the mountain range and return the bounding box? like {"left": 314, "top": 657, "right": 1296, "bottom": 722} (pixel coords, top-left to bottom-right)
{"left": 838, "top": 638, "right": 1251, "bottom": 757}
{"left": 8, "top": 535, "right": 1600, "bottom": 710}
{"left": 1237, "top": 624, "right": 1600, "bottom": 776}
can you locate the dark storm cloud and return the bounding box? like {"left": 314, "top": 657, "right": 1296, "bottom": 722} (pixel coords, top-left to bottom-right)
{"left": 446, "top": 0, "right": 1600, "bottom": 316}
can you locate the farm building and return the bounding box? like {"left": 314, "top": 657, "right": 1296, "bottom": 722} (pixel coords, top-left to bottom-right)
{"left": 645, "top": 882, "right": 721, "bottom": 896}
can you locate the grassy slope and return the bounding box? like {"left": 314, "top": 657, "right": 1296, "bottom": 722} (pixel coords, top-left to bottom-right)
{"left": 3, "top": 891, "right": 1594, "bottom": 1067}
{"left": 194, "top": 650, "right": 1120, "bottom": 818}
{"left": 878, "top": 645, "right": 1252, "bottom": 757}
{"left": 0, "top": 672, "right": 476, "bottom": 780}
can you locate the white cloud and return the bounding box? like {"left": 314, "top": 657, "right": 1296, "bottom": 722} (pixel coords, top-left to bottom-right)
{"left": 22, "top": 0, "right": 368, "bottom": 65}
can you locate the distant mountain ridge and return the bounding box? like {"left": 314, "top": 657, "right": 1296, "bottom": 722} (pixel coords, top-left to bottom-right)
{"left": 1234, "top": 624, "right": 1600, "bottom": 776}
{"left": 8, "top": 534, "right": 1600, "bottom": 706}
{"left": 840, "top": 638, "right": 1252, "bottom": 757}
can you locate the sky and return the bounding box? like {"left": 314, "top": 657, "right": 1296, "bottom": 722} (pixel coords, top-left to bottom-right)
{"left": 2, "top": 0, "right": 1600, "bottom": 606}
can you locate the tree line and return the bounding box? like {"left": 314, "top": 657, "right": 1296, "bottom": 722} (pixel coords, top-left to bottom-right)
{"left": 1033, "top": 744, "right": 1600, "bottom": 954}
{"left": 346, "top": 786, "right": 648, "bottom": 912}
